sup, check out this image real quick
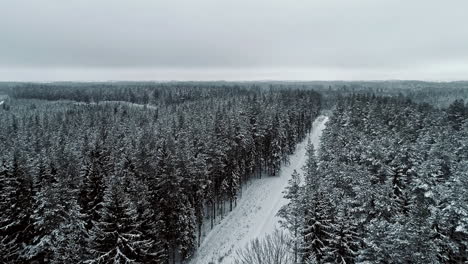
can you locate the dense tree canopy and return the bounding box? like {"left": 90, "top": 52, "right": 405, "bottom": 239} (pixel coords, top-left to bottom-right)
{"left": 2, "top": 82, "right": 467, "bottom": 263}
{"left": 279, "top": 94, "right": 468, "bottom": 263}
{"left": 0, "top": 84, "right": 320, "bottom": 263}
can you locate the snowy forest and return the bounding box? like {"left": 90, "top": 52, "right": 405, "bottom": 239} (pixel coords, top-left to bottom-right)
{"left": 0, "top": 82, "right": 467, "bottom": 264}
{"left": 276, "top": 94, "right": 468, "bottom": 263}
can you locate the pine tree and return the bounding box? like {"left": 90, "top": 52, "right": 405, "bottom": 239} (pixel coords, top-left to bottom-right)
{"left": 120, "top": 150, "right": 166, "bottom": 263}
{"left": 86, "top": 176, "right": 154, "bottom": 264}
{"left": 50, "top": 199, "right": 88, "bottom": 264}
{"left": 155, "top": 140, "right": 196, "bottom": 262}
{"left": 79, "top": 142, "right": 111, "bottom": 229}
{"left": 137, "top": 195, "right": 166, "bottom": 263}
{"left": 24, "top": 162, "right": 66, "bottom": 262}
{"left": 0, "top": 153, "right": 34, "bottom": 263}
{"left": 0, "top": 158, "right": 22, "bottom": 263}
{"left": 447, "top": 99, "right": 466, "bottom": 130}
{"left": 322, "top": 208, "right": 360, "bottom": 264}
{"left": 300, "top": 190, "right": 333, "bottom": 263}
{"left": 299, "top": 142, "right": 338, "bottom": 263}
{"left": 389, "top": 151, "right": 414, "bottom": 216}
{"left": 303, "top": 142, "right": 318, "bottom": 185}
{"left": 186, "top": 149, "right": 209, "bottom": 247}
{"left": 357, "top": 219, "right": 403, "bottom": 263}
{"left": 277, "top": 170, "right": 301, "bottom": 263}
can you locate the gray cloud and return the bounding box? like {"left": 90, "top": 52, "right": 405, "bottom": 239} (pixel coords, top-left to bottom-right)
{"left": 1, "top": 0, "right": 467, "bottom": 80}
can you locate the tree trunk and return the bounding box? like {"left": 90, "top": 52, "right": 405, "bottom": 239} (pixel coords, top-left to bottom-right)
{"left": 213, "top": 200, "right": 216, "bottom": 226}
{"left": 209, "top": 200, "right": 214, "bottom": 230}
{"left": 198, "top": 222, "right": 202, "bottom": 247}
{"left": 294, "top": 223, "right": 298, "bottom": 263}
{"left": 221, "top": 198, "right": 224, "bottom": 215}
{"left": 172, "top": 246, "right": 176, "bottom": 264}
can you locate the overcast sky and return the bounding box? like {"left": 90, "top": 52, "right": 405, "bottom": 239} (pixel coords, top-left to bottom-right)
{"left": 1, "top": 0, "right": 467, "bottom": 81}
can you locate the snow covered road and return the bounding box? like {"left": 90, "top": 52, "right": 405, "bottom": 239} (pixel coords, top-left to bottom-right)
{"left": 189, "top": 115, "right": 329, "bottom": 264}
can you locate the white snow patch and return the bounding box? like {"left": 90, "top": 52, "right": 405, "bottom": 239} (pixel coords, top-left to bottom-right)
{"left": 424, "top": 190, "right": 433, "bottom": 198}
{"left": 455, "top": 223, "right": 467, "bottom": 233}
{"left": 0, "top": 101, "right": 4, "bottom": 106}
{"left": 189, "top": 115, "right": 329, "bottom": 264}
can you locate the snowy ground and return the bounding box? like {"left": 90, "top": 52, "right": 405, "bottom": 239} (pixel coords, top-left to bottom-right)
{"left": 189, "top": 115, "right": 329, "bottom": 264}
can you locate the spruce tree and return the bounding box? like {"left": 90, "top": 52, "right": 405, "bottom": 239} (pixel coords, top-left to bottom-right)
{"left": 155, "top": 140, "right": 196, "bottom": 262}
{"left": 24, "top": 162, "right": 65, "bottom": 262}
{"left": 0, "top": 158, "right": 22, "bottom": 262}
{"left": 277, "top": 170, "right": 302, "bottom": 263}
{"left": 79, "top": 142, "right": 111, "bottom": 229}
{"left": 1, "top": 153, "right": 35, "bottom": 263}
{"left": 86, "top": 176, "right": 153, "bottom": 264}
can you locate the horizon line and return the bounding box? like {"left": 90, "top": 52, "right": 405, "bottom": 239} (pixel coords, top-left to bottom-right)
{"left": 1, "top": 79, "right": 468, "bottom": 83}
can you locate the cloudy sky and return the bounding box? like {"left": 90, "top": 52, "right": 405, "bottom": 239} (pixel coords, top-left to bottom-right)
{"left": 1, "top": 0, "right": 467, "bottom": 81}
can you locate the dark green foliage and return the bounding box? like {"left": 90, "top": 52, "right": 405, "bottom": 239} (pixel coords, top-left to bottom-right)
{"left": 87, "top": 177, "right": 154, "bottom": 263}
{"left": 304, "top": 94, "right": 468, "bottom": 264}
{"left": 0, "top": 84, "right": 320, "bottom": 263}
{"left": 0, "top": 153, "right": 34, "bottom": 263}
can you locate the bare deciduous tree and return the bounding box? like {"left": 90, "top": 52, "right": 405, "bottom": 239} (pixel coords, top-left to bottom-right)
{"left": 235, "top": 229, "right": 293, "bottom": 264}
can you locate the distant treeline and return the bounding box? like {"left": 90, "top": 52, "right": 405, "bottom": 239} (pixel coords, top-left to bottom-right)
{"left": 2, "top": 80, "right": 467, "bottom": 108}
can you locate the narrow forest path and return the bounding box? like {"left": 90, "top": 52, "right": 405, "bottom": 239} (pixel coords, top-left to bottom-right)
{"left": 189, "top": 115, "right": 329, "bottom": 264}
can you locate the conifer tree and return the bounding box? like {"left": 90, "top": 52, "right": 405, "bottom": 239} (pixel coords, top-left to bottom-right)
{"left": 1, "top": 153, "right": 35, "bottom": 263}
{"left": 155, "top": 141, "right": 196, "bottom": 262}
{"left": 86, "top": 176, "right": 154, "bottom": 264}
{"left": 277, "top": 170, "right": 301, "bottom": 263}
{"left": 322, "top": 208, "right": 360, "bottom": 264}
{"left": 79, "top": 142, "right": 111, "bottom": 229}
{"left": 50, "top": 199, "right": 88, "bottom": 264}
{"left": 24, "top": 162, "right": 66, "bottom": 262}
{"left": 0, "top": 158, "right": 22, "bottom": 262}
{"left": 300, "top": 191, "right": 333, "bottom": 263}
